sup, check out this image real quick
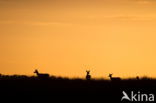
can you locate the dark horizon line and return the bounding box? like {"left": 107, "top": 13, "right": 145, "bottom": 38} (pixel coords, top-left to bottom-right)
{"left": 0, "top": 73, "right": 154, "bottom": 80}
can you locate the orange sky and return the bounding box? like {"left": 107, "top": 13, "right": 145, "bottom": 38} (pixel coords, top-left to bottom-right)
{"left": 1, "top": 0, "right": 156, "bottom": 78}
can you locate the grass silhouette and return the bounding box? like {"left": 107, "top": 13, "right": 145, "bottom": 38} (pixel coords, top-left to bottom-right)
{"left": 0, "top": 74, "right": 156, "bottom": 102}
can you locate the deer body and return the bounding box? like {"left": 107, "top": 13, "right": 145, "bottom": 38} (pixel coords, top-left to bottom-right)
{"left": 108, "top": 74, "right": 121, "bottom": 81}
{"left": 34, "top": 69, "right": 49, "bottom": 78}
{"left": 86, "top": 70, "right": 91, "bottom": 80}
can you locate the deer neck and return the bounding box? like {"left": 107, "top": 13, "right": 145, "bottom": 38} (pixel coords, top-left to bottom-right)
{"left": 36, "top": 71, "right": 39, "bottom": 75}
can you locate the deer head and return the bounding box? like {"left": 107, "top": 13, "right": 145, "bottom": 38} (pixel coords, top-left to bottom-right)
{"left": 108, "top": 73, "right": 113, "bottom": 78}
{"left": 34, "top": 69, "right": 39, "bottom": 74}
{"left": 86, "top": 70, "right": 90, "bottom": 75}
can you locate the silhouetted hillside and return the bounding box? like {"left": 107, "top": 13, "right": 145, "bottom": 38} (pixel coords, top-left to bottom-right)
{"left": 0, "top": 75, "right": 156, "bottom": 103}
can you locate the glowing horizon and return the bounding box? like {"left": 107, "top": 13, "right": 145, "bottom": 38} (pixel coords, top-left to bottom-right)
{"left": 1, "top": 0, "right": 156, "bottom": 78}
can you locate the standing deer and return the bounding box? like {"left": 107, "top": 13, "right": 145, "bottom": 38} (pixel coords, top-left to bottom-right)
{"left": 86, "top": 70, "right": 91, "bottom": 80}
{"left": 34, "top": 69, "right": 49, "bottom": 78}
{"left": 108, "top": 73, "right": 121, "bottom": 81}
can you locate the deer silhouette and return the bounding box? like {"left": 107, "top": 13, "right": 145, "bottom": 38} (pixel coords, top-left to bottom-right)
{"left": 34, "top": 69, "right": 49, "bottom": 78}
{"left": 86, "top": 70, "right": 91, "bottom": 80}
{"left": 108, "top": 73, "right": 121, "bottom": 81}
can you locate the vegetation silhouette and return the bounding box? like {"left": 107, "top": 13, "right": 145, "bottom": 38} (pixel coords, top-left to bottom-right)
{"left": 136, "top": 76, "right": 140, "bottom": 80}
{"left": 0, "top": 73, "right": 156, "bottom": 102}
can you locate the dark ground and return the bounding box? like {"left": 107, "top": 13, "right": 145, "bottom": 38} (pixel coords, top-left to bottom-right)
{"left": 0, "top": 75, "right": 156, "bottom": 103}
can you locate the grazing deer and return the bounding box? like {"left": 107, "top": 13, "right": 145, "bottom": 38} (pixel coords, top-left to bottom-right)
{"left": 34, "top": 69, "right": 49, "bottom": 78}
{"left": 86, "top": 70, "right": 91, "bottom": 80}
{"left": 108, "top": 73, "right": 121, "bottom": 81}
